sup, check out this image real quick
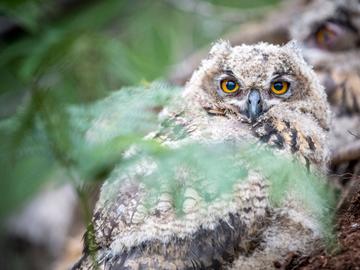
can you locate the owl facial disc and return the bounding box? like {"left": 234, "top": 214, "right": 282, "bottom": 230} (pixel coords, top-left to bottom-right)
{"left": 247, "top": 89, "right": 263, "bottom": 122}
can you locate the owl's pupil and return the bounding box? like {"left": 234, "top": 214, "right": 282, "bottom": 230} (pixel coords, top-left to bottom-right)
{"left": 226, "top": 81, "right": 236, "bottom": 90}
{"left": 274, "top": 82, "right": 283, "bottom": 91}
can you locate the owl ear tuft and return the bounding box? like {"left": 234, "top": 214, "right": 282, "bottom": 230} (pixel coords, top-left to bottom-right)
{"left": 209, "top": 40, "right": 232, "bottom": 57}
{"left": 283, "top": 40, "right": 303, "bottom": 58}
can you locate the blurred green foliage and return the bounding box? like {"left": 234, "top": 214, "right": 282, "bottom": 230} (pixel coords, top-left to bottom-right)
{"left": 0, "top": 0, "right": 283, "bottom": 219}
{"left": 0, "top": 82, "right": 175, "bottom": 219}
{"left": 0, "top": 0, "right": 281, "bottom": 104}
{"left": 112, "top": 142, "right": 335, "bottom": 240}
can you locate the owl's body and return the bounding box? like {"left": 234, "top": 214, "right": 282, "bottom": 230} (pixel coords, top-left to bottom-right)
{"left": 73, "top": 41, "right": 331, "bottom": 269}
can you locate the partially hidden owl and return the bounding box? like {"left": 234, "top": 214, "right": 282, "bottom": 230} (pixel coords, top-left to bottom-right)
{"left": 290, "top": 0, "right": 360, "bottom": 114}
{"left": 73, "top": 41, "right": 332, "bottom": 269}
{"left": 290, "top": 0, "right": 360, "bottom": 175}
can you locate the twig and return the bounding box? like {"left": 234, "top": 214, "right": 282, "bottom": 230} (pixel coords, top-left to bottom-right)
{"left": 348, "top": 130, "right": 360, "bottom": 139}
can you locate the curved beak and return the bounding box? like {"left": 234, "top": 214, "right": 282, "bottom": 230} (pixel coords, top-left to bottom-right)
{"left": 247, "top": 89, "right": 263, "bottom": 122}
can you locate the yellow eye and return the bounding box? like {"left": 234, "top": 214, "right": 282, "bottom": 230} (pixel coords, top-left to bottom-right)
{"left": 316, "top": 27, "right": 336, "bottom": 46}
{"left": 271, "top": 81, "right": 289, "bottom": 95}
{"left": 220, "top": 79, "right": 239, "bottom": 93}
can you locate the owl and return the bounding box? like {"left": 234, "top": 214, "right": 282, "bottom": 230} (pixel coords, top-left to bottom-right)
{"left": 290, "top": 0, "right": 360, "bottom": 176}
{"left": 73, "top": 41, "right": 331, "bottom": 269}
{"left": 290, "top": 0, "right": 360, "bottom": 115}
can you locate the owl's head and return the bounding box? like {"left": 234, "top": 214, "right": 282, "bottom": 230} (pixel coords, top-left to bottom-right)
{"left": 185, "top": 40, "right": 330, "bottom": 130}
{"left": 290, "top": 0, "right": 360, "bottom": 51}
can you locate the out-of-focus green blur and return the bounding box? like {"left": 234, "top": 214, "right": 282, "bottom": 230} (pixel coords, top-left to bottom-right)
{"left": 0, "top": 0, "right": 280, "bottom": 220}
{"left": 0, "top": 0, "right": 280, "bottom": 106}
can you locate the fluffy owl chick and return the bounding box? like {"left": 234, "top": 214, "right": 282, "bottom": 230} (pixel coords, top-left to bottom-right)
{"left": 290, "top": 0, "right": 360, "bottom": 115}
{"left": 290, "top": 0, "right": 360, "bottom": 176}
{"left": 73, "top": 41, "right": 331, "bottom": 270}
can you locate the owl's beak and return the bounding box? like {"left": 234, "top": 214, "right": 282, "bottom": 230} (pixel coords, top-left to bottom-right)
{"left": 247, "top": 89, "right": 263, "bottom": 122}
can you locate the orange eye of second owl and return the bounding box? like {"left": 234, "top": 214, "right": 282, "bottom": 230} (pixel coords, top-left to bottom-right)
{"left": 316, "top": 27, "right": 336, "bottom": 46}
{"left": 271, "top": 81, "right": 289, "bottom": 95}
{"left": 220, "top": 79, "right": 239, "bottom": 93}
